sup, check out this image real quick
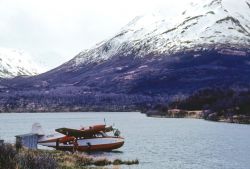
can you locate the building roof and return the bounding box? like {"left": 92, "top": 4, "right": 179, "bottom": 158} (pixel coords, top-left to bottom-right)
{"left": 15, "top": 133, "right": 38, "bottom": 137}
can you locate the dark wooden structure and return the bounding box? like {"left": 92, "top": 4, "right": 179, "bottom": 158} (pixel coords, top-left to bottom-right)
{"left": 0, "top": 139, "right": 4, "bottom": 146}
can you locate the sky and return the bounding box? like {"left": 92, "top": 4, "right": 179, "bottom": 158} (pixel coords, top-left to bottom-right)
{"left": 0, "top": 0, "right": 195, "bottom": 70}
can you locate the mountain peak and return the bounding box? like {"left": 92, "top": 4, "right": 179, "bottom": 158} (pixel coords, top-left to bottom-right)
{"left": 68, "top": 0, "right": 250, "bottom": 67}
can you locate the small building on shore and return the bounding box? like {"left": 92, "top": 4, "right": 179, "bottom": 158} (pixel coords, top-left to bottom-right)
{"left": 15, "top": 133, "right": 39, "bottom": 149}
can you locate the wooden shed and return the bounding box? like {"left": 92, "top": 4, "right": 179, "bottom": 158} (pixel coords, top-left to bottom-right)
{"left": 15, "top": 133, "right": 39, "bottom": 149}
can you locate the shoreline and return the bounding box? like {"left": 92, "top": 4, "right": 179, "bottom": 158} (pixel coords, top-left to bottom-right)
{"left": 145, "top": 109, "right": 250, "bottom": 125}
{"left": 0, "top": 111, "right": 141, "bottom": 114}
{"left": 0, "top": 143, "right": 139, "bottom": 169}
{"left": 1, "top": 110, "right": 249, "bottom": 124}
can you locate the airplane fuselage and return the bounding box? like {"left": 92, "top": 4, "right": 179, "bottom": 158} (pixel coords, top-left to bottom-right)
{"left": 38, "top": 136, "right": 124, "bottom": 152}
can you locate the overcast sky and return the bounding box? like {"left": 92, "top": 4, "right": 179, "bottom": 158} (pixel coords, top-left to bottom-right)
{"left": 0, "top": 0, "right": 195, "bottom": 70}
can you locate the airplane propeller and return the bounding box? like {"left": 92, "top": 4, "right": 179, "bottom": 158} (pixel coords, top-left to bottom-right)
{"left": 104, "top": 118, "right": 106, "bottom": 125}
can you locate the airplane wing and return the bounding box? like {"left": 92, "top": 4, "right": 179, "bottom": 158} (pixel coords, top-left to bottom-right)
{"left": 55, "top": 125, "right": 107, "bottom": 137}
{"left": 55, "top": 128, "right": 88, "bottom": 137}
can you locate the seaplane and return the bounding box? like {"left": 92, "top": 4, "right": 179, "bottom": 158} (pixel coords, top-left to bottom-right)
{"left": 31, "top": 123, "right": 124, "bottom": 152}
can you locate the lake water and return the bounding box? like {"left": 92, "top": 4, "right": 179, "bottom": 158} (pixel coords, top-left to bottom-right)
{"left": 0, "top": 112, "right": 250, "bottom": 169}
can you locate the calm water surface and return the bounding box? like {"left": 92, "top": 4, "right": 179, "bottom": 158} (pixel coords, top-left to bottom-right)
{"left": 0, "top": 112, "right": 250, "bottom": 169}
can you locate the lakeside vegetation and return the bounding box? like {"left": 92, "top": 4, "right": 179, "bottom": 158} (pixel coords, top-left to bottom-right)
{"left": 144, "top": 88, "right": 250, "bottom": 124}
{"left": 0, "top": 143, "right": 139, "bottom": 169}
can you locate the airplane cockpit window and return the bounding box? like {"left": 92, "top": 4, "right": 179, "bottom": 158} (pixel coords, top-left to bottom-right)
{"left": 94, "top": 132, "right": 108, "bottom": 137}
{"left": 101, "top": 132, "right": 108, "bottom": 137}
{"left": 95, "top": 133, "right": 103, "bottom": 137}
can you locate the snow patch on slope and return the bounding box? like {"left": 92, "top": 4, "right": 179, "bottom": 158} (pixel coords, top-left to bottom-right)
{"left": 0, "top": 48, "right": 44, "bottom": 78}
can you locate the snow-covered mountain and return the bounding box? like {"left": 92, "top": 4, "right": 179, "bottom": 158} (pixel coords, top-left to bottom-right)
{"left": 70, "top": 0, "right": 250, "bottom": 66}
{"left": 0, "top": 48, "right": 42, "bottom": 78}
{"left": 0, "top": 0, "right": 250, "bottom": 112}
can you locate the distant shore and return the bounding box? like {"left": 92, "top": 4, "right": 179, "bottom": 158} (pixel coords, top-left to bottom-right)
{"left": 145, "top": 109, "right": 250, "bottom": 124}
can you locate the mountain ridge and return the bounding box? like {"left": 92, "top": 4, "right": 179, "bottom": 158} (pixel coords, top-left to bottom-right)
{"left": 0, "top": 0, "right": 250, "bottom": 112}
{"left": 64, "top": 0, "right": 250, "bottom": 68}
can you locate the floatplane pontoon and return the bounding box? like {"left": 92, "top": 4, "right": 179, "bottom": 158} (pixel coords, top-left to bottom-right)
{"left": 32, "top": 123, "right": 124, "bottom": 152}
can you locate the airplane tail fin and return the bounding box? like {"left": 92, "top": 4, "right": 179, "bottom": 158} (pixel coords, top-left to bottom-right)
{"left": 31, "top": 123, "right": 45, "bottom": 136}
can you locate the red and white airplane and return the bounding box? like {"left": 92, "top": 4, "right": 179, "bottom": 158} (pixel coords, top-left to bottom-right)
{"left": 32, "top": 123, "right": 124, "bottom": 152}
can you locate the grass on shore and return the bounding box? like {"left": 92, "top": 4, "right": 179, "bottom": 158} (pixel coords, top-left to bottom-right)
{"left": 0, "top": 143, "right": 139, "bottom": 169}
